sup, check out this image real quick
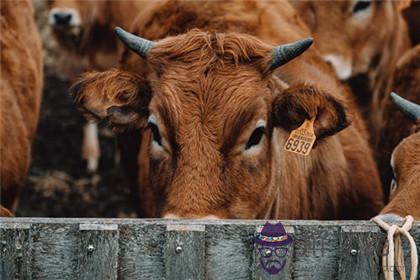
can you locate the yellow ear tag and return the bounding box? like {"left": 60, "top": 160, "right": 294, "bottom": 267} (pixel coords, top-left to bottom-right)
{"left": 284, "top": 118, "right": 316, "bottom": 156}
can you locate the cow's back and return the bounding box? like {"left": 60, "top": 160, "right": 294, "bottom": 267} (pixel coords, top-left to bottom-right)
{"left": 0, "top": 0, "right": 43, "bottom": 211}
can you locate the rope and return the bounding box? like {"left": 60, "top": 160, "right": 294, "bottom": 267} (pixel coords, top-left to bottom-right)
{"left": 372, "top": 215, "right": 418, "bottom": 280}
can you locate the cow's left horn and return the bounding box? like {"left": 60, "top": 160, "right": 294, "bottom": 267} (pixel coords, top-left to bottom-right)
{"left": 390, "top": 92, "right": 420, "bottom": 123}
{"left": 114, "top": 27, "right": 153, "bottom": 58}
{"left": 271, "top": 38, "right": 313, "bottom": 69}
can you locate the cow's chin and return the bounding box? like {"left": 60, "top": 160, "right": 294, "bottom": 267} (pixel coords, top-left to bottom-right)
{"left": 52, "top": 26, "right": 83, "bottom": 48}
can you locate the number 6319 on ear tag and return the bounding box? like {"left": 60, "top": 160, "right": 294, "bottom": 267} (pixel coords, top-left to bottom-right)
{"left": 284, "top": 118, "right": 316, "bottom": 156}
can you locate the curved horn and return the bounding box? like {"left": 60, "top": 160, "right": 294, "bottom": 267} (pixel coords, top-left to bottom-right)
{"left": 390, "top": 92, "right": 420, "bottom": 123}
{"left": 114, "top": 27, "right": 153, "bottom": 58}
{"left": 271, "top": 37, "right": 313, "bottom": 69}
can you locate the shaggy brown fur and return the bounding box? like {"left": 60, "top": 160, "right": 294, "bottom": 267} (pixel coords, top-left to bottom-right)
{"left": 0, "top": 0, "right": 43, "bottom": 215}
{"left": 381, "top": 129, "right": 420, "bottom": 219}
{"left": 291, "top": 0, "right": 411, "bottom": 153}
{"left": 71, "top": 0, "right": 382, "bottom": 219}
{"left": 379, "top": 45, "right": 420, "bottom": 199}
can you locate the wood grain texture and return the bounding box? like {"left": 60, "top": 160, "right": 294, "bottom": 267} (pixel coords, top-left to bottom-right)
{"left": 165, "top": 224, "right": 205, "bottom": 280}
{"left": 30, "top": 223, "right": 79, "bottom": 279}
{"left": 338, "top": 226, "right": 382, "bottom": 280}
{"left": 206, "top": 224, "right": 254, "bottom": 280}
{"left": 0, "top": 218, "right": 418, "bottom": 280}
{"left": 0, "top": 223, "right": 31, "bottom": 280}
{"left": 118, "top": 224, "right": 166, "bottom": 280}
{"left": 78, "top": 224, "right": 119, "bottom": 280}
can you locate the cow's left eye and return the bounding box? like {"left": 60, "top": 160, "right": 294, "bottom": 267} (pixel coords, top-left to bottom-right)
{"left": 245, "top": 126, "right": 265, "bottom": 150}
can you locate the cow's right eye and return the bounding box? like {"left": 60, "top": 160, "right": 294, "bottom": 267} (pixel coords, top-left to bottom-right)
{"left": 352, "top": 1, "right": 371, "bottom": 14}
{"left": 390, "top": 178, "right": 397, "bottom": 194}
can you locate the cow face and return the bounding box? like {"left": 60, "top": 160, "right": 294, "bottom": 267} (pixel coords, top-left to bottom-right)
{"left": 47, "top": 0, "right": 106, "bottom": 48}
{"left": 381, "top": 93, "right": 420, "bottom": 218}
{"left": 71, "top": 30, "right": 350, "bottom": 218}
{"left": 291, "top": 0, "right": 411, "bottom": 81}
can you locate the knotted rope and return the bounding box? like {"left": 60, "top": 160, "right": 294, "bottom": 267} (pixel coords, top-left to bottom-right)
{"left": 372, "top": 215, "right": 418, "bottom": 280}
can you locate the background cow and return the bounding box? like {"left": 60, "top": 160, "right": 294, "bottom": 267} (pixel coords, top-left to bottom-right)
{"left": 71, "top": 0, "right": 383, "bottom": 219}
{"left": 379, "top": 93, "right": 420, "bottom": 220}
{"left": 0, "top": 0, "right": 43, "bottom": 215}
{"left": 47, "top": 0, "right": 149, "bottom": 172}
{"left": 290, "top": 0, "right": 412, "bottom": 199}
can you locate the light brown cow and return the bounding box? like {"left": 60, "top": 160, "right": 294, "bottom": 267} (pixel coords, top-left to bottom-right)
{"left": 378, "top": 93, "right": 420, "bottom": 220}
{"left": 378, "top": 45, "right": 420, "bottom": 199}
{"left": 47, "top": 0, "right": 150, "bottom": 172}
{"left": 290, "top": 0, "right": 411, "bottom": 142}
{"left": 0, "top": 0, "right": 43, "bottom": 215}
{"left": 70, "top": 0, "right": 383, "bottom": 219}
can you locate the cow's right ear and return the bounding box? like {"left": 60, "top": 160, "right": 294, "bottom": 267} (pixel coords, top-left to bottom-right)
{"left": 70, "top": 69, "right": 151, "bottom": 131}
{"left": 272, "top": 84, "right": 351, "bottom": 141}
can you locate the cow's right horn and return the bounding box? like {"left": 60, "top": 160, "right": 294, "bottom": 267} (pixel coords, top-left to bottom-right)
{"left": 114, "top": 27, "right": 153, "bottom": 58}
{"left": 390, "top": 92, "right": 420, "bottom": 123}
{"left": 271, "top": 37, "right": 313, "bottom": 69}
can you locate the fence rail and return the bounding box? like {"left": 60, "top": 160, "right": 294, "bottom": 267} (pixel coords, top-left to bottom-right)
{"left": 1, "top": 218, "right": 419, "bottom": 280}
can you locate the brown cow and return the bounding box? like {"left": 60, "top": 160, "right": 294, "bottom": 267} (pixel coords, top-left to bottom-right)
{"left": 70, "top": 0, "right": 383, "bottom": 219}
{"left": 290, "top": 0, "right": 411, "bottom": 143}
{"left": 0, "top": 0, "right": 43, "bottom": 215}
{"left": 378, "top": 93, "right": 420, "bottom": 220}
{"left": 378, "top": 45, "right": 420, "bottom": 199}
{"left": 47, "top": 0, "right": 150, "bottom": 172}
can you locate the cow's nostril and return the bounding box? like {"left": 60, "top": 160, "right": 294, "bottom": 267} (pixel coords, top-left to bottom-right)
{"left": 53, "top": 12, "right": 72, "bottom": 26}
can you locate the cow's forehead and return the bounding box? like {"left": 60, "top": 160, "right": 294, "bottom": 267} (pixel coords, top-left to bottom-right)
{"left": 149, "top": 68, "right": 271, "bottom": 144}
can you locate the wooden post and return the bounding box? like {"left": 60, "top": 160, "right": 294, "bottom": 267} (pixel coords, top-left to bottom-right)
{"left": 338, "top": 225, "right": 383, "bottom": 280}
{"left": 30, "top": 223, "right": 79, "bottom": 279}
{"left": 118, "top": 224, "right": 166, "bottom": 279}
{"left": 206, "top": 224, "right": 255, "bottom": 280}
{"left": 0, "top": 223, "right": 31, "bottom": 280}
{"left": 165, "top": 224, "right": 205, "bottom": 280}
{"left": 78, "top": 223, "right": 119, "bottom": 280}
{"left": 253, "top": 225, "right": 294, "bottom": 280}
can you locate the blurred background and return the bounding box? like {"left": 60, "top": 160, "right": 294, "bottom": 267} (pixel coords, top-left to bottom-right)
{"left": 14, "top": 0, "right": 420, "bottom": 218}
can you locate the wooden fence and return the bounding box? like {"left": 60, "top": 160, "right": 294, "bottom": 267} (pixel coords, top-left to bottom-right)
{"left": 1, "top": 218, "right": 419, "bottom": 280}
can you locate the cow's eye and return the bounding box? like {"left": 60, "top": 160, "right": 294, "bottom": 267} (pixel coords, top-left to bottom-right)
{"left": 149, "top": 123, "right": 162, "bottom": 146}
{"left": 245, "top": 126, "right": 265, "bottom": 150}
{"left": 352, "top": 1, "right": 371, "bottom": 14}
{"left": 390, "top": 178, "right": 397, "bottom": 194}
{"left": 147, "top": 115, "right": 162, "bottom": 147}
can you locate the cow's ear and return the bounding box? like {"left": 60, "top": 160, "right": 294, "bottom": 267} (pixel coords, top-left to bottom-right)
{"left": 70, "top": 69, "right": 151, "bottom": 131}
{"left": 272, "top": 85, "right": 351, "bottom": 140}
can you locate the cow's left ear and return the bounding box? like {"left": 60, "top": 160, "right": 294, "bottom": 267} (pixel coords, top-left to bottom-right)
{"left": 396, "top": 0, "right": 411, "bottom": 11}
{"left": 272, "top": 85, "right": 351, "bottom": 140}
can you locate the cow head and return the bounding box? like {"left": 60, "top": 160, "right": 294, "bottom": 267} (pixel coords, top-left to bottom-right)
{"left": 47, "top": 0, "right": 107, "bottom": 49}
{"left": 70, "top": 28, "right": 350, "bottom": 218}
{"left": 291, "top": 0, "right": 411, "bottom": 81}
{"left": 383, "top": 93, "right": 420, "bottom": 218}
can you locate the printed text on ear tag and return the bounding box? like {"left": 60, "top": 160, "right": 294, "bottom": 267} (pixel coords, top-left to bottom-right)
{"left": 284, "top": 118, "right": 316, "bottom": 156}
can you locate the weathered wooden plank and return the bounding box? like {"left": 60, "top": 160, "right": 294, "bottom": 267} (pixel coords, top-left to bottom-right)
{"left": 118, "top": 224, "right": 165, "bottom": 280}
{"left": 206, "top": 224, "right": 255, "bottom": 280}
{"left": 78, "top": 223, "right": 119, "bottom": 280}
{"left": 0, "top": 223, "right": 31, "bottom": 280}
{"left": 253, "top": 225, "right": 294, "bottom": 280}
{"left": 165, "top": 224, "right": 205, "bottom": 280}
{"left": 292, "top": 224, "right": 339, "bottom": 280}
{"left": 30, "top": 223, "right": 78, "bottom": 279}
{"left": 338, "top": 225, "right": 382, "bottom": 280}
